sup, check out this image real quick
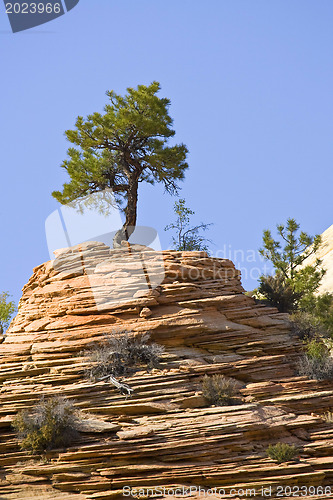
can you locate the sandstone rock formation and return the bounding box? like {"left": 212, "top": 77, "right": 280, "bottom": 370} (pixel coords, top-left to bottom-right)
{"left": 1, "top": 243, "right": 333, "bottom": 499}
{"left": 302, "top": 223, "right": 333, "bottom": 295}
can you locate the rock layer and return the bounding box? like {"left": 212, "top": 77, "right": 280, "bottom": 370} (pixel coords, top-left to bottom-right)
{"left": 1, "top": 243, "right": 333, "bottom": 499}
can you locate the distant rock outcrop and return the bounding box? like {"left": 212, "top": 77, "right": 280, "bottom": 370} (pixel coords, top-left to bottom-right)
{"left": 302, "top": 224, "right": 333, "bottom": 295}
{"left": 1, "top": 244, "right": 333, "bottom": 499}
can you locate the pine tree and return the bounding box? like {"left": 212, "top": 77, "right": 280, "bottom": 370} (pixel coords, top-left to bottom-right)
{"left": 258, "top": 218, "right": 324, "bottom": 311}
{"left": 52, "top": 82, "right": 189, "bottom": 247}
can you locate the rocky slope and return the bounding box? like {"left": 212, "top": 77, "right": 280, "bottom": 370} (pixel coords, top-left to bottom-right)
{"left": 1, "top": 243, "right": 333, "bottom": 499}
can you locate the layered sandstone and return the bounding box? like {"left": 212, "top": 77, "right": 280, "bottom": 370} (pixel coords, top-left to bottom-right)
{"left": 1, "top": 243, "right": 333, "bottom": 499}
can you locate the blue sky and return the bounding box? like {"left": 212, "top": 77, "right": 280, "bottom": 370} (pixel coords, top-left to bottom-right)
{"left": 1, "top": 0, "right": 333, "bottom": 305}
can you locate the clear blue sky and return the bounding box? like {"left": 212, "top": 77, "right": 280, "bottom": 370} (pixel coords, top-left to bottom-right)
{"left": 1, "top": 0, "right": 333, "bottom": 305}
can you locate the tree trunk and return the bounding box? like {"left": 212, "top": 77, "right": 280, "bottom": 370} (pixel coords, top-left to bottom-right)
{"left": 113, "top": 177, "right": 139, "bottom": 248}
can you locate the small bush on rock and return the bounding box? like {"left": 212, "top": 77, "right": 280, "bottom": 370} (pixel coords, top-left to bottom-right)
{"left": 298, "top": 355, "right": 333, "bottom": 381}
{"left": 12, "top": 396, "right": 80, "bottom": 453}
{"left": 297, "top": 337, "right": 333, "bottom": 381}
{"left": 266, "top": 443, "right": 298, "bottom": 463}
{"left": 299, "top": 293, "right": 333, "bottom": 338}
{"left": 85, "top": 332, "right": 164, "bottom": 380}
{"left": 202, "top": 374, "right": 239, "bottom": 406}
{"left": 290, "top": 312, "right": 326, "bottom": 340}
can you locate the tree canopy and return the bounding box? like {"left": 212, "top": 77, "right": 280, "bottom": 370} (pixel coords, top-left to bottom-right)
{"left": 52, "top": 82, "right": 189, "bottom": 246}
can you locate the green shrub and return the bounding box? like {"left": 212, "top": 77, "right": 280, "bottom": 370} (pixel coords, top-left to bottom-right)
{"left": 85, "top": 332, "right": 164, "bottom": 380}
{"left": 12, "top": 396, "right": 80, "bottom": 454}
{"left": 300, "top": 293, "right": 333, "bottom": 338}
{"left": 0, "top": 292, "right": 16, "bottom": 335}
{"left": 266, "top": 443, "right": 298, "bottom": 463}
{"left": 290, "top": 311, "right": 326, "bottom": 340}
{"left": 297, "top": 337, "right": 333, "bottom": 380}
{"left": 305, "top": 337, "right": 329, "bottom": 359}
{"left": 201, "top": 374, "right": 239, "bottom": 406}
{"left": 257, "top": 274, "right": 300, "bottom": 313}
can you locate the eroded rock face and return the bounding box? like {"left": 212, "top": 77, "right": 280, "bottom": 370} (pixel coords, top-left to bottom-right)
{"left": 1, "top": 244, "right": 333, "bottom": 499}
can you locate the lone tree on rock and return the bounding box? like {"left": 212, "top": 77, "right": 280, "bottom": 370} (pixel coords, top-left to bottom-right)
{"left": 52, "top": 82, "right": 189, "bottom": 247}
